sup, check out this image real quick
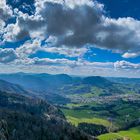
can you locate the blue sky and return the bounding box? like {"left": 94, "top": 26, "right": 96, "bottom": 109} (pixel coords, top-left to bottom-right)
{"left": 0, "top": 0, "right": 140, "bottom": 77}
{"left": 98, "top": 0, "right": 140, "bottom": 19}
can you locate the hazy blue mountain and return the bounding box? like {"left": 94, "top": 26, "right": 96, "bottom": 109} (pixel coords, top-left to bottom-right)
{"left": 0, "top": 73, "right": 115, "bottom": 95}
{"left": 0, "top": 73, "right": 47, "bottom": 91}
{"left": 0, "top": 79, "right": 30, "bottom": 96}
{"left": 107, "top": 77, "right": 140, "bottom": 85}
{"left": 82, "top": 76, "right": 113, "bottom": 87}
{"left": 0, "top": 73, "right": 73, "bottom": 104}
{"left": 0, "top": 73, "right": 73, "bottom": 91}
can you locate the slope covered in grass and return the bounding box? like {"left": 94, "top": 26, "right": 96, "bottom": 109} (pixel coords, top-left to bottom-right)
{"left": 98, "top": 126, "right": 140, "bottom": 140}
{"left": 62, "top": 109, "right": 110, "bottom": 127}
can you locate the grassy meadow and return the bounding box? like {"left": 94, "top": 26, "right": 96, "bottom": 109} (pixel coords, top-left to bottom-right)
{"left": 98, "top": 126, "right": 140, "bottom": 140}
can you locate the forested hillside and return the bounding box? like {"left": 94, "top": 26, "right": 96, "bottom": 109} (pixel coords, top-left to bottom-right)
{"left": 0, "top": 90, "right": 94, "bottom": 140}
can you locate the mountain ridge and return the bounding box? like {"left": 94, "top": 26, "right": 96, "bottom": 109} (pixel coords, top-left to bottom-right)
{"left": 0, "top": 79, "right": 30, "bottom": 97}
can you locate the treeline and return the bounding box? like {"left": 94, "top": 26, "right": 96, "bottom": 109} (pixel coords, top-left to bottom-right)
{"left": 78, "top": 123, "right": 108, "bottom": 136}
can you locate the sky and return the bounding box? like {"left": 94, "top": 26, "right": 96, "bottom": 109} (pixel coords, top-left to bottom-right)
{"left": 0, "top": 0, "right": 140, "bottom": 77}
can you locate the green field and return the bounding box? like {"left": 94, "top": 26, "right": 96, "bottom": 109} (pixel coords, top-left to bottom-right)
{"left": 62, "top": 109, "right": 95, "bottom": 118}
{"left": 98, "top": 126, "right": 140, "bottom": 140}
{"left": 66, "top": 116, "right": 110, "bottom": 127}
{"left": 62, "top": 109, "right": 110, "bottom": 127}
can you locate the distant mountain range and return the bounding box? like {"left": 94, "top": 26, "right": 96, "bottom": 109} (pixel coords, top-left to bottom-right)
{"left": 0, "top": 73, "right": 139, "bottom": 104}
{"left": 107, "top": 77, "right": 140, "bottom": 85}
{"left": 0, "top": 73, "right": 115, "bottom": 91}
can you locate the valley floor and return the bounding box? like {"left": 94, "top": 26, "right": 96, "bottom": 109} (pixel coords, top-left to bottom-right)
{"left": 61, "top": 98, "right": 140, "bottom": 140}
